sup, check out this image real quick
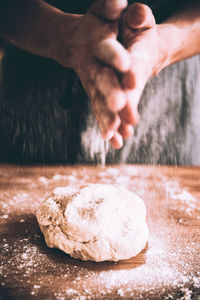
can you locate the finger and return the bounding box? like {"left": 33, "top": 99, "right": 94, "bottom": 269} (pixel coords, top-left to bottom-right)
{"left": 120, "top": 89, "right": 141, "bottom": 125}
{"left": 122, "top": 69, "right": 136, "bottom": 90}
{"left": 89, "top": 0, "right": 127, "bottom": 21}
{"left": 121, "top": 53, "right": 149, "bottom": 123}
{"left": 100, "top": 111, "right": 121, "bottom": 140}
{"left": 95, "top": 67, "right": 127, "bottom": 112}
{"left": 96, "top": 38, "right": 131, "bottom": 72}
{"left": 110, "top": 132, "right": 123, "bottom": 149}
{"left": 118, "top": 122, "right": 134, "bottom": 139}
{"left": 99, "top": 111, "right": 121, "bottom": 140}
{"left": 91, "top": 91, "right": 121, "bottom": 139}
{"left": 124, "top": 2, "right": 156, "bottom": 30}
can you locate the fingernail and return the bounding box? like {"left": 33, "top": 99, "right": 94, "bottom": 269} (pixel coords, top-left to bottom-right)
{"left": 103, "top": 131, "right": 115, "bottom": 141}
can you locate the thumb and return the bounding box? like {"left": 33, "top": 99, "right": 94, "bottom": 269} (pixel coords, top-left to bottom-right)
{"left": 89, "top": 0, "right": 127, "bottom": 21}
{"left": 124, "top": 2, "right": 156, "bottom": 29}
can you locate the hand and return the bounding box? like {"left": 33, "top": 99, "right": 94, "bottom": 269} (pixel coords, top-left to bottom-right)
{"left": 120, "top": 3, "right": 168, "bottom": 127}
{"left": 60, "top": 0, "right": 135, "bottom": 147}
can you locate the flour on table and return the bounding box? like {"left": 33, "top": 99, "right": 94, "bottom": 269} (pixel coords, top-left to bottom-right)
{"left": 36, "top": 184, "right": 148, "bottom": 262}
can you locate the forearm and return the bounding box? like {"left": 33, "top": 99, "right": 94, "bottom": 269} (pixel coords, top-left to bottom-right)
{"left": 0, "top": 0, "right": 81, "bottom": 66}
{"left": 160, "top": 0, "right": 200, "bottom": 68}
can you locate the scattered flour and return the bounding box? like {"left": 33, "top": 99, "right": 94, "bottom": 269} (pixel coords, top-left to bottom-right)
{"left": 0, "top": 166, "right": 200, "bottom": 299}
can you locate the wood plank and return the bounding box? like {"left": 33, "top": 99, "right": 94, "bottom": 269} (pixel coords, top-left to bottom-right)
{"left": 0, "top": 164, "right": 200, "bottom": 299}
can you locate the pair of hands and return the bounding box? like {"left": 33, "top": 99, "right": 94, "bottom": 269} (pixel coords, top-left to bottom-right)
{"left": 64, "top": 0, "right": 168, "bottom": 148}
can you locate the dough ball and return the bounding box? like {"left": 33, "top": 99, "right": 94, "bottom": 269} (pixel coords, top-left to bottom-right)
{"left": 36, "top": 184, "right": 148, "bottom": 262}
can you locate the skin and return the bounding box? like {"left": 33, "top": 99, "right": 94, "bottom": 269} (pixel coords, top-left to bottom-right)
{"left": 0, "top": 0, "right": 200, "bottom": 150}
{"left": 116, "top": 1, "right": 200, "bottom": 149}
{"left": 59, "top": 0, "right": 133, "bottom": 144}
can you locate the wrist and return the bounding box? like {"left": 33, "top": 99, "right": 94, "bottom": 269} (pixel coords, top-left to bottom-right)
{"left": 155, "top": 24, "right": 178, "bottom": 73}
{"left": 50, "top": 13, "right": 83, "bottom": 69}
{"left": 160, "top": 24, "right": 183, "bottom": 69}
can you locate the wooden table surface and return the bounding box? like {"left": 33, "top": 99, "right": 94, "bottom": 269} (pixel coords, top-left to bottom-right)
{"left": 0, "top": 164, "right": 200, "bottom": 300}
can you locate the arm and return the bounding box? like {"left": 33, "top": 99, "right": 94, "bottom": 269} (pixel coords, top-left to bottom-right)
{"left": 0, "top": 0, "right": 133, "bottom": 148}
{"left": 117, "top": 1, "right": 200, "bottom": 138}
{"left": 162, "top": 0, "right": 200, "bottom": 66}
{"left": 0, "top": 0, "right": 76, "bottom": 62}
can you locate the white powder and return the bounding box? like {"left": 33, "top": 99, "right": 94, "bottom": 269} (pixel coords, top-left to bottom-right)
{"left": 0, "top": 166, "right": 200, "bottom": 299}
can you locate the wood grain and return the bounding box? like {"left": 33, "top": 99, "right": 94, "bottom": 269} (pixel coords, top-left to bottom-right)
{"left": 0, "top": 164, "right": 200, "bottom": 299}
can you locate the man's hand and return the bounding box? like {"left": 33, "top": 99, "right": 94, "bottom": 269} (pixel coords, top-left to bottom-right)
{"left": 61, "top": 0, "right": 135, "bottom": 147}
{"left": 119, "top": 3, "right": 168, "bottom": 129}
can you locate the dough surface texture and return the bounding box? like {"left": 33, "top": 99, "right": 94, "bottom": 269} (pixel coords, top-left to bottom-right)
{"left": 36, "top": 184, "right": 148, "bottom": 262}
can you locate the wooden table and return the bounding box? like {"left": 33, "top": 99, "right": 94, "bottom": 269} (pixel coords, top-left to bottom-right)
{"left": 0, "top": 164, "right": 200, "bottom": 299}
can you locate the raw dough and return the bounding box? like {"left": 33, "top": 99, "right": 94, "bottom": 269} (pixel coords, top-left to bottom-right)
{"left": 36, "top": 184, "right": 148, "bottom": 262}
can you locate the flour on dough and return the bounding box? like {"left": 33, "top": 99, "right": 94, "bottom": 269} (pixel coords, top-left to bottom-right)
{"left": 36, "top": 184, "right": 148, "bottom": 262}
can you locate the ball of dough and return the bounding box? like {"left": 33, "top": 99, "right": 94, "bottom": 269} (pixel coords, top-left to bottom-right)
{"left": 36, "top": 184, "right": 148, "bottom": 262}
